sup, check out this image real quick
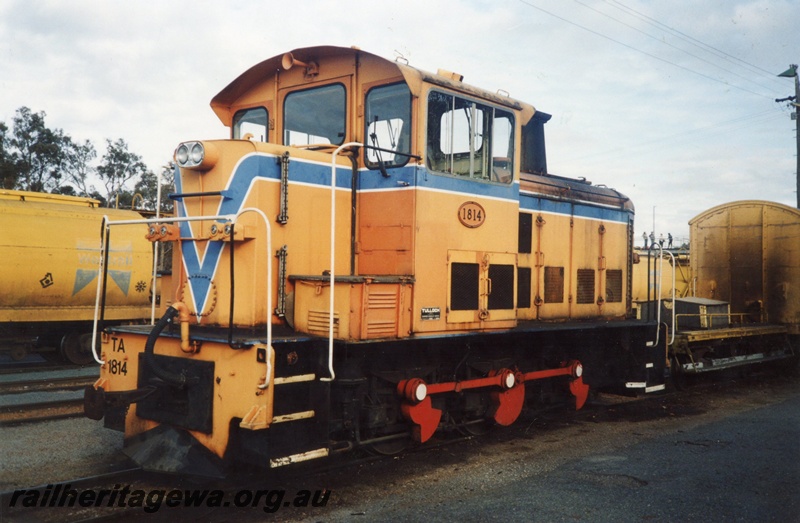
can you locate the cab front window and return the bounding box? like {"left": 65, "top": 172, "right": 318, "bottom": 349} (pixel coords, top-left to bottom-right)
{"left": 365, "top": 83, "right": 412, "bottom": 168}
{"left": 283, "top": 84, "right": 346, "bottom": 146}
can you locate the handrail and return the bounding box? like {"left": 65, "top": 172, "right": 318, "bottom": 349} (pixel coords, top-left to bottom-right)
{"left": 646, "top": 245, "right": 665, "bottom": 348}
{"left": 91, "top": 213, "right": 237, "bottom": 365}
{"left": 149, "top": 179, "right": 162, "bottom": 326}
{"left": 322, "top": 142, "right": 362, "bottom": 383}
{"left": 235, "top": 207, "right": 273, "bottom": 390}
{"left": 92, "top": 207, "right": 275, "bottom": 391}
{"left": 664, "top": 250, "right": 676, "bottom": 346}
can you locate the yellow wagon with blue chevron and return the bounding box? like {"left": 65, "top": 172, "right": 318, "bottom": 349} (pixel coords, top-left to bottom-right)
{"left": 0, "top": 190, "right": 155, "bottom": 364}
{"left": 85, "top": 46, "right": 665, "bottom": 474}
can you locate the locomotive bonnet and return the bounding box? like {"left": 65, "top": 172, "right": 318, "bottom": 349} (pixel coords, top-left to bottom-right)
{"left": 85, "top": 46, "right": 665, "bottom": 475}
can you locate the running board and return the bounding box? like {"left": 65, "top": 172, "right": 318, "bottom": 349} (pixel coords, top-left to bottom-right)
{"left": 625, "top": 382, "right": 666, "bottom": 393}
{"left": 682, "top": 350, "right": 793, "bottom": 374}
{"left": 270, "top": 447, "right": 329, "bottom": 468}
{"left": 272, "top": 410, "right": 315, "bottom": 424}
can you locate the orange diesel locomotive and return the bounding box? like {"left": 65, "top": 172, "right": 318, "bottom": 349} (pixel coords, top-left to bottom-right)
{"left": 85, "top": 46, "right": 665, "bottom": 474}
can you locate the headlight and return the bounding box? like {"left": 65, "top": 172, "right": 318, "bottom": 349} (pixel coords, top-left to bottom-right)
{"left": 174, "top": 141, "right": 218, "bottom": 171}
{"left": 176, "top": 144, "right": 189, "bottom": 165}
{"left": 190, "top": 143, "right": 204, "bottom": 164}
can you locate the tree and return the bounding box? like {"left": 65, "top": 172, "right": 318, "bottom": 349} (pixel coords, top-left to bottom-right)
{"left": 0, "top": 122, "right": 14, "bottom": 189}
{"left": 63, "top": 139, "right": 97, "bottom": 197}
{"left": 96, "top": 138, "right": 150, "bottom": 208}
{"left": 1, "top": 106, "right": 164, "bottom": 206}
{"left": 9, "top": 107, "right": 73, "bottom": 192}
{"left": 134, "top": 162, "right": 175, "bottom": 214}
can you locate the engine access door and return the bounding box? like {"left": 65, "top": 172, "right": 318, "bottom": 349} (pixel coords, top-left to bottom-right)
{"left": 447, "top": 250, "right": 517, "bottom": 324}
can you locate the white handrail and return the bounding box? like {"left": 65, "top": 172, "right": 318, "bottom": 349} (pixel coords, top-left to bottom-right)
{"left": 665, "top": 250, "right": 676, "bottom": 346}
{"left": 235, "top": 207, "right": 273, "bottom": 390}
{"left": 322, "top": 142, "right": 362, "bottom": 383}
{"left": 646, "top": 246, "right": 677, "bottom": 347}
{"left": 149, "top": 178, "right": 162, "bottom": 326}
{"left": 90, "top": 215, "right": 111, "bottom": 364}
{"left": 646, "top": 246, "right": 664, "bottom": 348}
{"left": 91, "top": 213, "right": 237, "bottom": 365}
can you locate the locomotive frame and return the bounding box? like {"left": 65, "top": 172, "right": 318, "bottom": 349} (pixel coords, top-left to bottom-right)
{"left": 84, "top": 46, "right": 667, "bottom": 475}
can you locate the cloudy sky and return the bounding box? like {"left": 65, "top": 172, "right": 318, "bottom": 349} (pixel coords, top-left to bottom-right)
{"left": 1, "top": 0, "right": 797, "bottom": 243}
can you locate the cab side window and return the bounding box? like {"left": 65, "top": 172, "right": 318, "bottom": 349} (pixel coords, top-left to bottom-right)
{"left": 426, "top": 90, "right": 514, "bottom": 183}
{"left": 365, "top": 83, "right": 412, "bottom": 168}
{"left": 233, "top": 107, "right": 268, "bottom": 142}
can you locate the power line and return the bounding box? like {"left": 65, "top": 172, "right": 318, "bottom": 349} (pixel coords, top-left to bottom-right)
{"left": 517, "top": 0, "right": 776, "bottom": 100}
{"left": 571, "top": 0, "right": 783, "bottom": 94}
{"left": 605, "top": 0, "right": 788, "bottom": 86}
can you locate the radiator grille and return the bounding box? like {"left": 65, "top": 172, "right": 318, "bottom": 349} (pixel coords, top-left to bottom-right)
{"left": 366, "top": 320, "right": 397, "bottom": 337}
{"left": 488, "top": 264, "right": 515, "bottom": 310}
{"left": 606, "top": 269, "right": 623, "bottom": 303}
{"left": 366, "top": 290, "right": 398, "bottom": 337}
{"left": 544, "top": 266, "right": 564, "bottom": 303}
{"left": 367, "top": 291, "right": 397, "bottom": 309}
{"left": 307, "top": 310, "right": 339, "bottom": 337}
{"left": 576, "top": 269, "right": 595, "bottom": 304}
{"left": 451, "top": 262, "right": 480, "bottom": 311}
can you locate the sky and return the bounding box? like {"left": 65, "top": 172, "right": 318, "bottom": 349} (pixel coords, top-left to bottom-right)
{"left": 1, "top": 0, "right": 797, "bottom": 244}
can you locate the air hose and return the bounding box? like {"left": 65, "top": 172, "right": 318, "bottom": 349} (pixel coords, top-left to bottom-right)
{"left": 144, "top": 304, "right": 196, "bottom": 388}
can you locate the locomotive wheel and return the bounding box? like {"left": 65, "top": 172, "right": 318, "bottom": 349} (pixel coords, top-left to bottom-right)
{"left": 455, "top": 392, "right": 492, "bottom": 436}
{"left": 9, "top": 346, "right": 28, "bottom": 361}
{"left": 457, "top": 418, "right": 491, "bottom": 437}
{"left": 61, "top": 332, "right": 96, "bottom": 365}
{"left": 365, "top": 434, "right": 410, "bottom": 456}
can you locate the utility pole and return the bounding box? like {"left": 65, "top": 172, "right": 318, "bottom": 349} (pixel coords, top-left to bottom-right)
{"left": 777, "top": 64, "right": 799, "bottom": 209}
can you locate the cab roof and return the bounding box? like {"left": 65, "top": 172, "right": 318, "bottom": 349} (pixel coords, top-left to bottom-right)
{"left": 210, "top": 45, "right": 536, "bottom": 126}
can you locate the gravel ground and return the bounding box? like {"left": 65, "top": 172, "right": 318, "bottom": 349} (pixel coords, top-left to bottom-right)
{"left": 1, "top": 373, "right": 798, "bottom": 522}
{"left": 0, "top": 418, "right": 130, "bottom": 491}
{"left": 275, "top": 374, "right": 800, "bottom": 522}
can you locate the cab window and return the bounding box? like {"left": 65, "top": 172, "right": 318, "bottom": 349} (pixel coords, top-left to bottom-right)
{"left": 365, "top": 83, "right": 412, "bottom": 168}
{"left": 426, "top": 90, "right": 514, "bottom": 183}
{"left": 283, "top": 84, "right": 346, "bottom": 146}
{"left": 233, "top": 107, "right": 268, "bottom": 141}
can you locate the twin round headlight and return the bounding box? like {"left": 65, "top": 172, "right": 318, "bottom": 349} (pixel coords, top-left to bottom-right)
{"left": 174, "top": 141, "right": 218, "bottom": 171}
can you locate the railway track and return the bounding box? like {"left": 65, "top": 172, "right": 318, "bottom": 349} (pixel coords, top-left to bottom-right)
{"left": 0, "top": 367, "right": 98, "bottom": 425}
{"left": 0, "top": 363, "right": 82, "bottom": 376}
{"left": 0, "top": 374, "right": 96, "bottom": 395}
{"left": 0, "top": 397, "right": 86, "bottom": 425}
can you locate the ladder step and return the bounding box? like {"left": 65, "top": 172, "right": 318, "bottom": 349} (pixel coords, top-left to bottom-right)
{"left": 272, "top": 410, "right": 315, "bottom": 424}
{"left": 270, "top": 447, "right": 329, "bottom": 468}
{"left": 274, "top": 374, "right": 316, "bottom": 385}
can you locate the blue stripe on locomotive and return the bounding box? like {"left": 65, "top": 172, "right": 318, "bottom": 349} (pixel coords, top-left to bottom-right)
{"left": 174, "top": 154, "right": 630, "bottom": 313}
